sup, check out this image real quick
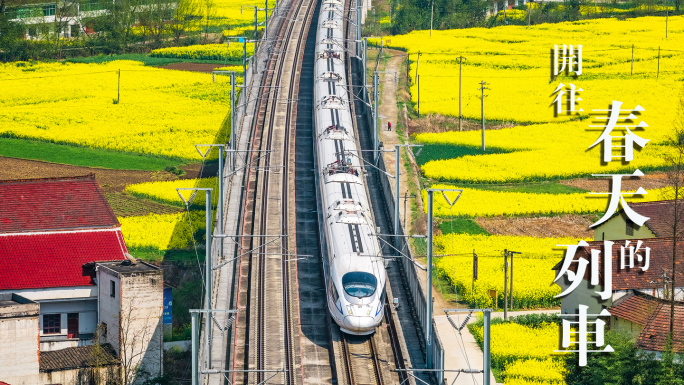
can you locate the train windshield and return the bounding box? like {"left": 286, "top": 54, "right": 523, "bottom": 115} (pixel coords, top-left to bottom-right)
{"left": 342, "top": 272, "right": 377, "bottom": 298}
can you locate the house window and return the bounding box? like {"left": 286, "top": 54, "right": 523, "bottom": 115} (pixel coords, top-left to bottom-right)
{"left": 110, "top": 280, "right": 116, "bottom": 298}
{"left": 43, "top": 314, "right": 61, "bottom": 334}
{"left": 43, "top": 4, "right": 56, "bottom": 16}
{"left": 626, "top": 221, "right": 635, "bottom": 236}
{"left": 67, "top": 313, "right": 79, "bottom": 338}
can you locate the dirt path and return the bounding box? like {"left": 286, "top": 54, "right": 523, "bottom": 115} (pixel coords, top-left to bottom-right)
{"left": 156, "top": 62, "right": 221, "bottom": 73}
{"left": 378, "top": 53, "right": 416, "bottom": 237}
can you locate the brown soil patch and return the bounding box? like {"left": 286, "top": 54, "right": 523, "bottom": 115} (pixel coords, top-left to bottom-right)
{"left": 0, "top": 157, "right": 178, "bottom": 193}
{"left": 475, "top": 214, "right": 595, "bottom": 239}
{"left": 105, "top": 193, "right": 183, "bottom": 217}
{"left": 156, "top": 62, "right": 220, "bottom": 73}
{"left": 560, "top": 172, "right": 670, "bottom": 192}
{"left": 408, "top": 113, "right": 516, "bottom": 136}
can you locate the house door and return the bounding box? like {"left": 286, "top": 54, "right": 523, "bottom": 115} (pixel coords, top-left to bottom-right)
{"left": 67, "top": 313, "right": 79, "bottom": 339}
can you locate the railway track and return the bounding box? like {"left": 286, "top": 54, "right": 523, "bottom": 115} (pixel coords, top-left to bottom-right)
{"left": 230, "top": 0, "right": 316, "bottom": 382}
{"left": 339, "top": 334, "right": 384, "bottom": 385}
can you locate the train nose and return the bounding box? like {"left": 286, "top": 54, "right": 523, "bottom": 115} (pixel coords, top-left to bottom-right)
{"left": 343, "top": 316, "right": 377, "bottom": 335}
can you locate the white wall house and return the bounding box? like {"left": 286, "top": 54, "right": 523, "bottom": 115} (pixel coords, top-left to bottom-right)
{"left": 0, "top": 175, "right": 163, "bottom": 384}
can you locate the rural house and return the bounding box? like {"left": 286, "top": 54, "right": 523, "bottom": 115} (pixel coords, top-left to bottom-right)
{"left": 553, "top": 237, "right": 684, "bottom": 316}
{"left": 609, "top": 290, "right": 684, "bottom": 355}
{"left": 593, "top": 200, "right": 683, "bottom": 242}
{"left": 0, "top": 175, "right": 163, "bottom": 385}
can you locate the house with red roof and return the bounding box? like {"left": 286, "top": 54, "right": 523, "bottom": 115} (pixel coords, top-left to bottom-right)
{"left": 0, "top": 175, "right": 163, "bottom": 385}
{"left": 609, "top": 290, "right": 684, "bottom": 354}
{"left": 553, "top": 237, "right": 684, "bottom": 316}
{"left": 593, "top": 200, "right": 683, "bottom": 242}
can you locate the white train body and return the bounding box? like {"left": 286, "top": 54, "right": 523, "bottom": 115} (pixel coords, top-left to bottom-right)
{"left": 313, "top": 0, "right": 386, "bottom": 335}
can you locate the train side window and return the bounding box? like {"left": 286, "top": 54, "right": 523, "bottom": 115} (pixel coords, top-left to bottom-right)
{"left": 329, "top": 279, "right": 339, "bottom": 303}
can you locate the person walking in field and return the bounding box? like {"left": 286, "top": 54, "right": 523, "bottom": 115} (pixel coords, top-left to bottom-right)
{"left": 388, "top": 121, "right": 391, "bottom": 131}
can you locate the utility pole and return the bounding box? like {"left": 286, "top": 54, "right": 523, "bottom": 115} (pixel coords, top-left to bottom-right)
{"left": 631, "top": 44, "right": 634, "bottom": 76}
{"left": 509, "top": 251, "right": 521, "bottom": 311}
{"left": 117, "top": 69, "right": 121, "bottom": 104}
{"left": 657, "top": 46, "right": 660, "bottom": 79}
{"left": 264, "top": 0, "right": 268, "bottom": 39}
{"left": 666, "top": 10, "right": 668, "bottom": 39}
{"left": 414, "top": 51, "right": 421, "bottom": 88}
{"left": 230, "top": 72, "right": 236, "bottom": 171}
{"left": 504, "top": 249, "right": 508, "bottom": 320}
{"left": 403, "top": 191, "right": 416, "bottom": 231}
{"left": 373, "top": 71, "right": 379, "bottom": 162}
{"left": 527, "top": 2, "right": 531, "bottom": 27}
{"left": 458, "top": 56, "right": 466, "bottom": 131}
{"left": 254, "top": 7, "right": 258, "bottom": 52}
{"left": 357, "top": 0, "right": 362, "bottom": 58}
{"left": 363, "top": 38, "right": 367, "bottom": 103}
{"left": 417, "top": 74, "right": 420, "bottom": 116}
{"left": 472, "top": 250, "right": 477, "bottom": 292}
{"left": 478, "top": 80, "right": 489, "bottom": 151}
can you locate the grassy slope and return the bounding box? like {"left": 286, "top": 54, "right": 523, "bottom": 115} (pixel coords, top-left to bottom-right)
{"left": 0, "top": 137, "right": 186, "bottom": 171}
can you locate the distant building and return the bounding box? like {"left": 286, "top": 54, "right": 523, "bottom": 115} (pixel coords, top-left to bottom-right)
{"left": 2, "top": 0, "right": 177, "bottom": 40}
{"left": 609, "top": 290, "right": 684, "bottom": 355}
{"left": 553, "top": 238, "right": 684, "bottom": 316}
{"left": 0, "top": 175, "right": 163, "bottom": 384}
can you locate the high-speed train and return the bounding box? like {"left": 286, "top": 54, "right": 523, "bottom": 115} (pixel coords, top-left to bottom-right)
{"left": 313, "top": 0, "right": 387, "bottom": 335}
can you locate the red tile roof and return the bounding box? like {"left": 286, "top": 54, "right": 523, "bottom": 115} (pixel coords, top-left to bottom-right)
{"left": 609, "top": 291, "right": 658, "bottom": 326}
{"left": 0, "top": 230, "right": 128, "bottom": 290}
{"left": 553, "top": 238, "right": 684, "bottom": 290}
{"left": 0, "top": 174, "right": 119, "bottom": 233}
{"left": 638, "top": 300, "right": 684, "bottom": 353}
{"left": 629, "top": 200, "right": 684, "bottom": 238}
{"left": 609, "top": 291, "right": 684, "bottom": 352}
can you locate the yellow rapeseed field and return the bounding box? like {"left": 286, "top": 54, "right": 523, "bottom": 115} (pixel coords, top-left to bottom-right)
{"left": 376, "top": 17, "right": 684, "bottom": 182}
{"left": 503, "top": 358, "right": 566, "bottom": 385}
{"left": 119, "top": 211, "right": 208, "bottom": 251}
{"left": 379, "top": 17, "right": 684, "bottom": 123}
{"left": 125, "top": 177, "right": 219, "bottom": 207}
{"left": 470, "top": 321, "right": 564, "bottom": 373}
{"left": 214, "top": 0, "right": 275, "bottom": 25}
{"left": 0, "top": 60, "right": 237, "bottom": 160}
{"left": 424, "top": 184, "right": 668, "bottom": 217}
{"left": 434, "top": 234, "right": 582, "bottom": 308}
{"left": 151, "top": 43, "right": 254, "bottom": 61}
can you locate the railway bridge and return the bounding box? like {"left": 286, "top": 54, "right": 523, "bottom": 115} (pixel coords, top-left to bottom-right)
{"left": 195, "top": 0, "right": 440, "bottom": 384}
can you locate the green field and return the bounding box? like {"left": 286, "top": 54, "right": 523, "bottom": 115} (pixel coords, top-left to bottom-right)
{"left": 0, "top": 137, "right": 186, "bottom": 171}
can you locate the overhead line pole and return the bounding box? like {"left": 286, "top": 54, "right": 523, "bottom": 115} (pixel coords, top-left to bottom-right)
{"left": 478, "top": 80, "right": 489, "bottom": 151}
{"left": 373, "top": 71, "right": 379, "bottom": 162}
{"left": 426, "top": 187, "right": 463, "bottom": 369}
{"left": 504, "top": 249, "right": 508, "bottom": 320}
{"left": 176, "top": 187, "right": 213, "bottom": 370}
{"left": 458, "top": 56, "right": 466, "bottom": 131}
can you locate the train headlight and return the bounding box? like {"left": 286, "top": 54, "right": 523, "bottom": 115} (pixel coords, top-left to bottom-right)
{"left": 346, "top": 305, "right": 353, "bottom": 315}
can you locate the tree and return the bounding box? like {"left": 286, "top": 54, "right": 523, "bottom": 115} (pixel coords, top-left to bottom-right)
{"left": 200, "top": 0, "right": 217, "bottom": 43}
{"left": 656, "top": 335, "right": 684, "bottom": 385}
{"left": 0, "top": 0, "right": 26, "bottom": 61}
{"left": 52, "top": 0, "right": 80, "bottom": 58}
{"left": 565, "top": 331, "right": 658, "bottom": 385}
{"left": 169, "top": 0, "right": 199, "bottom": 43}
{"left": 118, "top": 297, "right": 164, "bottom": 385}
{"left": 662, "top": 86, "right": 684, "bottom": 338}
